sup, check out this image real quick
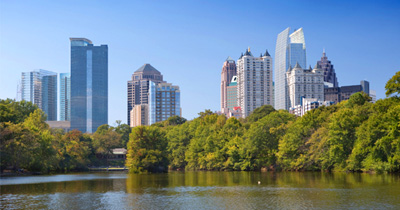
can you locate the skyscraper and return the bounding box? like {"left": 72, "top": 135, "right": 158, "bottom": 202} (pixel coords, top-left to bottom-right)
{"left": 60, "top": 73, "right": 71, "bottom": 121}
{"left": 21, "top": 69, "right": 57, "bottom": 121}
{"left": 127, "top": 64, "right": 164, "bottom": 125}
{"left": 70, "top": 38, "right": 108, "bottom": 133}
{"left": 148, "top": 82, "right": 181, "bottom": 125}
{"left": 275, "top": 27, "right": 307, "bottom": 110}
{"left": 318, "top": 50, "right": 338, "bottom": 87}
{"left": 237, "top": 48, "right": 273, "bottom": 118}
{"left": 221, "top": 56, "right": 237, "bottom": 112}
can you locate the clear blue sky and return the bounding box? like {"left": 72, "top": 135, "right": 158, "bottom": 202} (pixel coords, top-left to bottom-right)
{"left": 1, "top": 0, "right": 399, "bottom": 124}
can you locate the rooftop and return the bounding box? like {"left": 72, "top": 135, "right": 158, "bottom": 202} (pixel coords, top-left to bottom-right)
{"left": 134, "top": 63, "right": 161, "bottom": 74}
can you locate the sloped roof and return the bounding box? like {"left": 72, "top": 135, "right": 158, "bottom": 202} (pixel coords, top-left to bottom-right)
{"left": 135, "top": 64, "right": 161, "bottom": 74}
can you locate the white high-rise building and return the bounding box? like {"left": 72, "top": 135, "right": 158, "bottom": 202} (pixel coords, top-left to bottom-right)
{"left": 237, "top": 48, "right": 273, "bottom": 118}
{"left": 286, "top": 62, "right": 324, "bottom": 108}
{"left": 275, "top": 27, "right": 307, "bottom": 110}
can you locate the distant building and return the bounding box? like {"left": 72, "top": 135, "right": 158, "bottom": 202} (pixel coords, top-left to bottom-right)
{"left": 289, "top": 98, "right": 334, "bottom": 117}
{"left": 226, "top": 76, "right": 238, "bottom": 110}
{"left": 70, "top": 38, "right": 108, "bottom": 133}
{"left": 275, "top": 27, "right": 307, "bottom": 110}
{"left": 130, "top": 104, "right": 148, "bottom": 127}
{"left": 318, "top": 50, "right": 338, "bottom": 87}
{"left": 149, "top": 82, "right": 181, "bottom": 125}
{"left": 21, "top": 69, "right": 57, "bottom": 121}
{"left": 221, "top": 56, "right": 237, "bottom": 112}
{"left": 286, "top": 62, "right": 324, "bottom": 108}
{"left": 46, "top": 121, "right": 71, "bottom": 132}
{"left": 370, "top": 90, "right": 377, "bottom": 103}
{"left": 324, "top": 80, "right": 370, "bottom": 104}
{"left": 60, "top": 73, "right": 71, "bottom": 121}
{"left": 237, "top": 48, "right": 273, "bottom": 118}
{"left": 127, "top": 64, "right": 164, "bottom": 125}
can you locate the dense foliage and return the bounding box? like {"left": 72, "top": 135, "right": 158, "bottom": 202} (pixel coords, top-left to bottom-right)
{"left": 0, "top": 99, "right": 130, "bottom": 173}
{"left": 126, "top": 71, "right": 400, "bottom": 173}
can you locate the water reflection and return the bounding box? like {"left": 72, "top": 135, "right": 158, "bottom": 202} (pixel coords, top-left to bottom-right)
{"left": 1, "top": 172, "right": 400, "bottom": 209}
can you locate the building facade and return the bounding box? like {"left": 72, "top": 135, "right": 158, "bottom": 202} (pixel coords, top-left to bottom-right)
{"left": 149, "top": 82, "right": 181, "bottom": 125}
{"left": 70, "top": 38, "right": 108, "bottom": 133}
{"left": 60, "top": 73, "right": 71, "bottom": 121}
{"left": 324, "top": 80, "right": 370, "bottom": 104}
{"left": 275, "top": 27, "right": 307, "bottom": 110}
{"left": 237, "top": 48, "right": 273, "bottom": 118}
{"left": 127, "top": 64, "right": 164, "bottom": 125}
{"left": 21, "top": 69, "right": 57, "bottom": 121}
{"left": 286, "top": 63, "right": 324, "bottom": 108}
{"left": 318, "top": 50, "right": 338, "bottom": 87}
{"left": 221, "top": 56, "right": 237, "bottom": 112}
{"left": 226, "top": 76, "right": 238, "bottom": 110}
{"left": 130, "top": 104, "right": 148, "bottom": 127}
{"left": 289, "top": 98, "right": 334, "bottom": 117}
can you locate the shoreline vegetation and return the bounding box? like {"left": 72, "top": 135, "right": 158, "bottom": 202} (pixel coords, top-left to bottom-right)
{"left": 1, "top": 71, "right": 400, "bottom": 175}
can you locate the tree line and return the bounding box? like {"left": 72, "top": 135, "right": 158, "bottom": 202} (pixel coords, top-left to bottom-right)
{"left": 126, "top": 71, "right": 400, "bottom": 173}
{"left": 1, "top": 71, "right": 399, "bottom": 174}
{"left": 0, "top": 100, "right": 131, "bottom": 173}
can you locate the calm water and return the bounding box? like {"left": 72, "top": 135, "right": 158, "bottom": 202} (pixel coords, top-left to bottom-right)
{"left": 1, "top": 171, "right": 400, "bottom": 209}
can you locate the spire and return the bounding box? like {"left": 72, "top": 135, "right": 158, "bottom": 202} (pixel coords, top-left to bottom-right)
{"left": 239, "top": 52, "right": 243, "bottom": 59}
{"left": 288, "top": 65, "right": 293, "bottom": 71}
{"left": 244, "top": 48, "right": 252, "bottom": 56}
{"left": 322, "top": 48, "right": 326, "bottom": 58}
{"left": 309, "top": 65, "right": 312, "bottom": 70}
{"left": 263, "top": 49, "right": 270, "bottom": 57}
{"left": 260, "top": 53, "right": 263, "bottom": 57}
{"left": 293, "top": 62, "right": 302, "bottom": 69}
{"left": 248, "top": 46, "right": 251, "bottom": 52}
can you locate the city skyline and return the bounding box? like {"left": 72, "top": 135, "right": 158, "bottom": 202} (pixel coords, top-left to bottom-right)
{"left": 1, "top": 0, "right": 399, "bottom": 124}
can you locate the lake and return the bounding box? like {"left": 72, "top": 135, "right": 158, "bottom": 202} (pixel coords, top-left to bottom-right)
{"left": 1, "top": 171, "right": 400, "bottom": 209}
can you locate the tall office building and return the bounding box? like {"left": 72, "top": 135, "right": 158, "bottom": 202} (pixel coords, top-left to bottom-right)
{"left": 21, "top": 69, "right": 57, "bottom": 121}
{"left": 70, "top": 38, "right": 108, "bottom": 133}
{"left": 221, "top": 56, "right": 237, "bottom": 112}
{"left": 237, "top": 48, "right": 273, "bottom": 118}
{"left": 275, "top": 27, "right": 307, "bottom": 110}
{"left": 286, "top": 62, "right": 324, "bottom": 108}
{"left": 318, "top": 50, "right": 338, "bottom": 87}
{"left": 60, "top": 73, "right": 71, "bottom": 121}
{"left": 127, "top": 64, "right": 164, "bottom": 125}
{"left": 149, "top": 82, "right": 181, "bottom": 125}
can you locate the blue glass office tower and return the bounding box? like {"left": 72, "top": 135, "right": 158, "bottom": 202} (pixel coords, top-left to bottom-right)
{"left": 60, "top": 73, "right": 71, "bottom": 121}
{"left": 70, "top": 38, "right": 108, "bottom": 133}
{"left": 275, "top": 27, "right": 307, "bottom": 110}
{"left": 148, "top": 81, "right": 181, "bottom": 125}
{"left": 21, "top": 69, "right": 57, "bottom": 121}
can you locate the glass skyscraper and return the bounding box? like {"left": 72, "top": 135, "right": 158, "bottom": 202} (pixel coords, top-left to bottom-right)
{"left": 60, "top": 73, "right": 71, "bottom": 121}
{"left": 21, "top": 69, "right": 57, "bottom": 121}
{"left": 148, "top": 82, "right": 181, "bottom": 125}
{"left": 275, "top": 27, "right": 307, "bottom": 110}
{"left": 70, "top": 38, "right": 108, "bottom": 133}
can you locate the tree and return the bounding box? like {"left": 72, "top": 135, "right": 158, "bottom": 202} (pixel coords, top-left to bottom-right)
{"left": 245, "top": 105, "right": 275, "bottom": 123}
{"left": 0, "top": 99, "right": 38, "bottom": 124}
{"left": 92, "top": 125, "right": 122, "bottom": 165}
{"left": 126, "top": 126, "right": 168, "bottom": 173}
{"left": 385, "top": 71, "right": 400, "bottom": 97}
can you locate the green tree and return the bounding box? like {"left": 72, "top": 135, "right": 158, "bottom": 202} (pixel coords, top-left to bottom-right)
{"left": 126, "top": 126, "right": 168, "bottom": 173}
{"left": 385, "top": 71, "right": 400, "bottom": 97}
{"left": 245, "top": 105, "right": 275, "bottom": 123}
{"left": 92, "top": 125, "right": 122, "bottom": 165}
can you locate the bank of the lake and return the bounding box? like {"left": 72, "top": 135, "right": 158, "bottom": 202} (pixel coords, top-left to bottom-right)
{"left": 1, "top": 171, "right": 400, "bottom": 209}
